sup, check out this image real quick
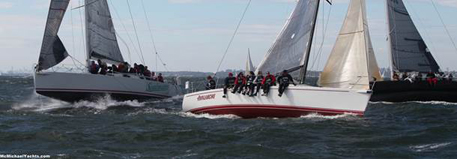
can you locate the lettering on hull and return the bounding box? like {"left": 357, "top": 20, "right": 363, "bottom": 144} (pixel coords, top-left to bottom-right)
{"left": 197, "top": 94, "right": 216, "bottom": 101}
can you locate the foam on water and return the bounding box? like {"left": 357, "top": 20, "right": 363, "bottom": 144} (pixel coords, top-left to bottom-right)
{"left": 179, "top": 112, "right": 241, "bottom": 119}
{"left": 12, "top": 93, "right": 146, "bottom": 112}
{"left": 411, "top": 101, "right": 457, "bottom": 106}
{"left": 410, "top": 142, "right": 452, "bottom": 152}
{"left": 300, "top": 113, "right": 359, "bottom": 120}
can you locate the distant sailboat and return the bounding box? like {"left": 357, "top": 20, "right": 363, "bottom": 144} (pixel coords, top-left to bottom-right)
{"left": 245, "top": 49, "right": 255, "bottom": 75}
{"left": 182, "top": 0, "right": 375, "bottom": 118}
{"left": 370, "top": 0, "right": 457, "bottom": 102}
{"left": 34, "top": 0, "right": 184, "bottom": 102}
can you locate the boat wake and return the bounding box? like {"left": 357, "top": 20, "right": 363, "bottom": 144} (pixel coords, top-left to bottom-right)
{"left": 12, "top": 93, "right": 147, "bottom": 112}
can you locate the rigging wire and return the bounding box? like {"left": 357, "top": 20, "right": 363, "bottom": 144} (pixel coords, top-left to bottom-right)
{"left": 109, "top": 0, "right": 136, "bottom": 63}
{"left": 429, "top": 0, "right": 457, "bottom": 54}
{"left": 126, "top": 0, "right": 146, "bottom": 65}
{"left": 140, "top": 0, "right": 169, "bottom": 72}
{"left": 309, "top": 1, "right": 332, "bottom": 72}
{"left": 214, "top": 0, "right": 252, "bottom": 76}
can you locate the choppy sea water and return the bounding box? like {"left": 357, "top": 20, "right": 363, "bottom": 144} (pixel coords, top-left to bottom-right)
{"left": 1, "top": 76, "right": 457, "bottom": 158}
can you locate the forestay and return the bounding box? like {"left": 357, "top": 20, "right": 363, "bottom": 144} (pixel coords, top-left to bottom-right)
{"left": 37, "top": 0, "right": 70, "bottom": 71}
{"left": 85, "top": 0, "right": 124, "bottom": 63}
{"left": 387, "top": 0, "right": 440, "bottom": 73}
{"left": 256, "top": 0, "right": 319, "bottom": 77}
{"left": 319, "top": 0, "right": 382, "bottom": 90}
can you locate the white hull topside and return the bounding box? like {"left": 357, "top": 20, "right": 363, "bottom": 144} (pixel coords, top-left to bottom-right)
{"left": 34, "top": 72, "right": 184, "bottom": 102}
{"left": 182, "top": 85, "right": 372, "bottom": 118}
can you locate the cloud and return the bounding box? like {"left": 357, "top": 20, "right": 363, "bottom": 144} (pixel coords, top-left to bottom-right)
{"left": 0, "top": 2, "right": 13, "bottom": 9}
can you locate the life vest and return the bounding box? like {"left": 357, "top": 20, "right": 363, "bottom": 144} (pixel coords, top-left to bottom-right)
{"left": 236, "top": 76, "right": 244, "bottom": 85}
{"left": 247, "top": 76, "right": 255, "bottom": 85}
{"left": 280, "top": 75, "right": 290, "bottom": 84}
{"left": 255, "top": 75, "right": 264, "bottom": 84}
{"left": 226, "top": 77, "right": 235, "bottom": 87}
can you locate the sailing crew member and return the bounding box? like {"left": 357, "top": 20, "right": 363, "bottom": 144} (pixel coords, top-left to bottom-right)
{"left": 261, "top": 72, "right": 275, "bottom": 96}
{"left": 99, "top": 61, "right": 108, "bottom": 75}
{"left": 157, "top": 73, "right": 164, "bottom": 83}
{"left": 253, "top": 71, "right": 264, "bottom": 96}
{"left": 232, "top": 72, "right": 246, "bottom": 94}
{"left": 223, "top": 72, "right": 236, "bottom": 98}
{"left": 426, "top": 71, "right": 437, "bottom": 87}
{"left": 89, "top": 61, "right": 99, "bottom": 74}
{"left": 392, "top": 72, "right": 400, "bottom": 81}
{"left": 206, "top": 76, "right": 216, "bottom": 90}
{"left": 245, "top": 71, "right": 256, "bottom": 96}
{"left": 448, "top": 73, "right": 454, "bottom": 82}
{"left": 144, "top": 66, "right": 152, "bottom": 77}
{"left": 277, "top": 70, "right": 296, "bottom": 97}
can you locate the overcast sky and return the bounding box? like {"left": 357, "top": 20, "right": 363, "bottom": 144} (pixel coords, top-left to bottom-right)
{"left": 0, "top": 0, "right": 456, "bottom": 73}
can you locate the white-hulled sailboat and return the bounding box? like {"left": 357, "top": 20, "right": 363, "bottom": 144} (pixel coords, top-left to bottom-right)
{"left": 34, "top": 0, "right": 184, "bottom": 102}
{"left": 182, "top": 0, "right": 380, "bottom": 118}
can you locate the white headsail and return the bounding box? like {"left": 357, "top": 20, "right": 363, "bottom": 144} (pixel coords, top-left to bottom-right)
{"left": 37, "top": 0, "right": 71, "bottom": 71}
{"left": 245, "top": 49, "right": 255, "bottom": 75}
{"left": 387, "top": 0, "right": 440, "bottom": 73}
{"left": 85, "top": 0, "right": 124, "bottom": 64}
{"left": 319, "top": 0, "right": 382, "bottom": 90}
{"left": 256, "top": 0, "right": 319, "bottom": 77}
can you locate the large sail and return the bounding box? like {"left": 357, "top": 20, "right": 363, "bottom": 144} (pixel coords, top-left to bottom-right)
{"left": 319, "top": 0, "right": 382, "bottom": 90}
{"left": 37, "top": 0, "right": 70, "bottom": 71}
{"left": 85, "top": 0, "right": 124, "bottom": 63}
{"left": 256, "top": 0, "right": 319, "bottom": 77}
{"left": 387, "top": 0, "right": 440, "bottom": 73}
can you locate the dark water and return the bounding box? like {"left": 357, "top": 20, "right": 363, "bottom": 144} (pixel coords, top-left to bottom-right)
{"left": 1, "top": 76, "right": 457, "bottom": 158}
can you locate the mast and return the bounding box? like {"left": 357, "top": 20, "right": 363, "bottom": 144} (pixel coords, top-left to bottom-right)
{"left": 299, "top": 0, "right": 321, "bottom": 84}
{"left": 386, "top": 0, "right": 394, "bottom": 80}
{"left": 84, "top": 0, "right": 90, "bottom": 70}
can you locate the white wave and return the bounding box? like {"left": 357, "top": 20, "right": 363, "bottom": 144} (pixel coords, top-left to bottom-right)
{"left": 72, "top": 95, "right": 145, "bottom": 110}
{"left": 412, "top": 101, "right": 457, "bottom": 106}
{"left": 369, "top": 101, "right": 396, "bottom": 105}
{"left": 410, "top": 142, "right": 451, "bottom": 152}
{"left": 13, "top": 93, "right": 146, "bottom": 112}
{"left": 12, "top": 93, "right": 72, "bottom": 112}
{"left": 300, "top": 113, "right": 359, "bottom": 120}
{"left": 179, "top": 112, "right": 240, "bottom": 119}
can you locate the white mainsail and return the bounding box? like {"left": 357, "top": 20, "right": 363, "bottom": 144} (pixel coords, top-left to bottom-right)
{"left": 85, "top": 0, "right": 124, "bottom": 64}
{"left": 37, "top": 0, "right": 70, "bottom": 71}
{"left": 256, "top": 0, "right": 319, "bottom": 76}
{"left": 319, "top": 0, "right": 382, "bottom": 90}
{"left": 387, "top": 0, "right": 440, "bottom": 73}
{"left": 245, "top": 49, "right": 255, "bottom": 75}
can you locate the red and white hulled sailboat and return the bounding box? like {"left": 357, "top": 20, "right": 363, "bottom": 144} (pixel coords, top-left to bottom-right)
{"left": 182, "top": 0, "right": 382, "bottom": 118}
{"left": 34, "top": 0, "right": 184, "bottom": 103}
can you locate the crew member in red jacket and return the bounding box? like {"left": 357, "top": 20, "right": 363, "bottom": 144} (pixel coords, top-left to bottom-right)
{"left": 261, "top": 72, "right": 276, "bottom": 96}
{"left": 232, "top": 72, "right": 246, "bottom": 94}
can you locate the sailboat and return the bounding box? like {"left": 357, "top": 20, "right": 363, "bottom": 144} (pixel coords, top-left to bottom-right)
{"left": 34, "top": 0, "right": 184, "bottom": 103}
{"left": 370, "top": 0, "right": 457, "bottom": 102}
{"left": 245, "top": 49, "right": 255, "bottom": 75}
{"left": 182, "top": 0, "right": 376, "bottom": 118}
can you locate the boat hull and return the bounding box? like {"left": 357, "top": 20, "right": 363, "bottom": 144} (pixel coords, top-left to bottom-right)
{"left": 34, "top": 72, "right": 184, "bottom": 103}
{"left": 182, "top": 85, "right": 371, "bottom": 118}
{"left": 371, "top": 81, "right": 457, "bottom": 102}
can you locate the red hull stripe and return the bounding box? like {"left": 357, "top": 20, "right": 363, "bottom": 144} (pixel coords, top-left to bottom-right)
{"left": 36, "top": 88, "right": 170, "bottom": 98}
{"left": 189, "top": 105, "right": 364, "bottom": 118}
